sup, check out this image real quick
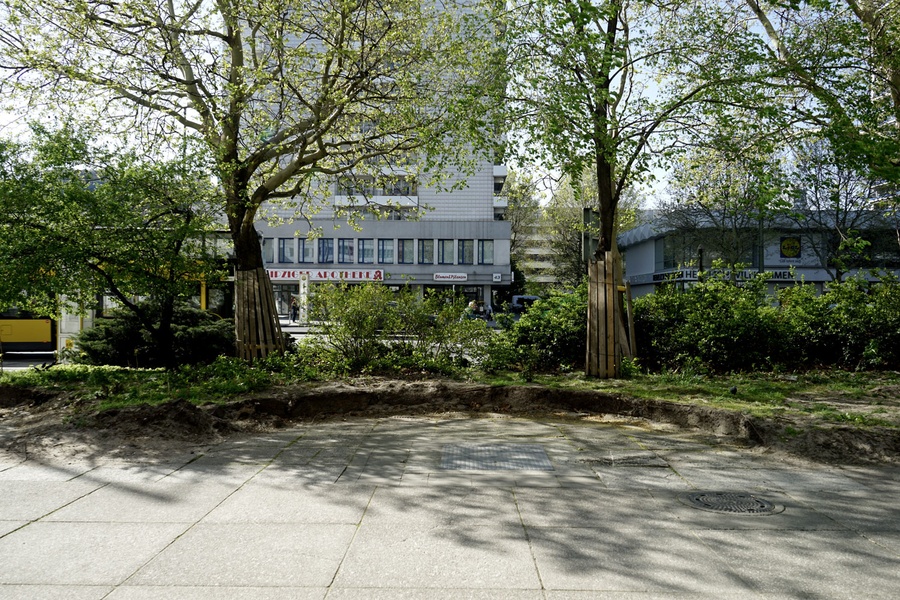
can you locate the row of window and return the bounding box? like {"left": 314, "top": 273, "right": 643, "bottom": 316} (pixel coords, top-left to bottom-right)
{"left": 264, "top": 238, "right": 495, "bottom": 266}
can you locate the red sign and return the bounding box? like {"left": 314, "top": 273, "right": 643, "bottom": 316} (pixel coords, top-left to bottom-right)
{"left": 267, "top": 269, "right": 384, "bottom": 282}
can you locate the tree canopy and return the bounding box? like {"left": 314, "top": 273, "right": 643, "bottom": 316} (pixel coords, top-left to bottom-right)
{"left": 0, "top": 125, "right": 224, "bottom": 364}
{"left": 0, "top": 0, "right": 504, "bottom": 359}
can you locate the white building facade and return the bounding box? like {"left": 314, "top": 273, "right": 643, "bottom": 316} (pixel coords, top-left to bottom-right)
{"left": 619, "top": 214, "right": 900, "bottom": 298}
{"left": 255, "top": 161, "right": 512, "bottom": 314}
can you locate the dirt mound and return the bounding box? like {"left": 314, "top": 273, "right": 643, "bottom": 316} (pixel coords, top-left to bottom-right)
{"left": 89, "top": 399, "right": 237, "bottom": 441}
{"left": 2, "top": 379, "right": 898, "bottom": 465}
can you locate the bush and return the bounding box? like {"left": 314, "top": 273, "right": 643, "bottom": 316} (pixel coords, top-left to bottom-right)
{"left": 634, "top": 272, "right": 900, "bottom": 373}
{"left": 635, "top": 273, "right": 792, "bottom": 373}
{"left": 309, "top": 283, "right": 489, "bottom": 375}
{"left": 483, "top": 284, "right": 587, "bottom": 375}
{"left": 74, "top": 301, "right": 235, "bottom": 368}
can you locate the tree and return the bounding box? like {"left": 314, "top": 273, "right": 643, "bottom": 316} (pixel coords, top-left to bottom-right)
{"left": 0, "top": 125, "right": 224, "bottom": 367}
{"left": 740, "top": 0, "right": 900, "bottom": 184}
{"left": 660, "top": 140, "right": 785, "bottom": 275}
{"left": 505, "top": 0, "right": 750, "bottom": 376}
{"left": 544, "top": 165, "right": 643, "bottom": 288}
{"left": 0, "top": 0, "right": 503, "bottom": 360}
{"left": 502, "top": 170, "right": 542, "bottom": 267}
{"left": 788, "top": 138, "right": 890, "bottom": 281}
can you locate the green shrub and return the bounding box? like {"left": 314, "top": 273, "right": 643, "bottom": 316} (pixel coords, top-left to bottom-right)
{"left": 635, "top": 273, "right": 790, "bottom": 373}
{"left": 309, "top": 283, "right": 489, "bottom": 375}
{"left": 484, "top": 284, "right": 587, "bottom": 374}
{"left": 634, "top": 272, "right": 900, "bottom": 373}
{"left": 74, "top": 301, "right": 235, "bottom": 368}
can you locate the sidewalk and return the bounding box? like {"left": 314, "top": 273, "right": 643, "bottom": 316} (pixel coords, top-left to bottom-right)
{"left": 1, "top": 415, "right": 898, "bottom": 599}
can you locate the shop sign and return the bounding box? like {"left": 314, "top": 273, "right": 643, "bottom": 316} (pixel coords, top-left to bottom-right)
{"left": 433, "top": 272, "right": 468, "bottom": 282}
{"left": 267, "top": 269, "right": 384, "bottom": 282}
{"left": 651, "top": 269, "right": 795, "bottom": 282}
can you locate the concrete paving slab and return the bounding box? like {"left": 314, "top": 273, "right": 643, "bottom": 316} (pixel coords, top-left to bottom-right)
{"left": 514, "top": 488, "right": 684, "bottom": 530}
{"left": 785, "top": 490, "right": 900, "bottom": 532}
{"left": 44, "top": 481, "right": 239, "bottom": 523}
{"left": 71, "top": 464, "right": 185, "bottom": 484}
{"left": 2, "top": 415, "right": 899, "bottom": 598}
{"left": 0, "top": 480, "right": 104, "bottom": 520}
{"left": 660, "top": 490, "right": 850, "bottom": 531}
{"left": 362, "top": 487, "right": 520, "bottom": 528}
{"left": 333, "top": 521, "right": 541, "bottom": 591}
{"left": 0, "top": 461, "right": 98, "bottom": 482}
{"left": 188, "top": 445, "right": 286, "bottom": 464}
{"left": 0, "top": 521, "right": 25, "bottom": 537}
{"left": 0, "top": 522, "right": 188, "bottom": 585}
{"left": 156, "top": 462, "right": 264, "bottom": 485}
{"left": 251, "top": 463, "right": 347, "bottom": 484}
{"left": 695, "top": 529, "right": 900, "bottom": 598}
{"left": 202, "top": 482, "right": 374, "bottom": 524}
{"left": 589, "top": 466, "right": 692, "bottom": 491}
{"left": 326, "top": 589, "right": 544, "bottom": 599}
{"left": 527, "top": 526, "right": 754, "bottom": 593}
{"left": 105, "top": 586, "right": 326, "bottom": 599}
{"left": 543, "top": 593, "right": 759, "bottom": 599}
{"left": 864, "top": 531, "right": 900, "bottom": 554}
{"left": 676, "top": 467, "right": 871, "bottom": 494}
{"left": 127, "top": 523, "right": 357, "bottom": 587}
{"left": 0, "top": 584, "right": 113, "bottom": 599}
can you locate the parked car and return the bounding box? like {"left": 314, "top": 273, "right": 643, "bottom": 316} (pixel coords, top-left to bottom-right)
{"left": 510, "top": 295, "right": 541, "bottom": 314}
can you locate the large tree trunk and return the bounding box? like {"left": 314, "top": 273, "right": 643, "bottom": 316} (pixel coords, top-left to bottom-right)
{"left": 586, "top": 159, "right": 631, "bottom": 378}
{"left": 231, "top": 219, "right": 285, "bottom": 361}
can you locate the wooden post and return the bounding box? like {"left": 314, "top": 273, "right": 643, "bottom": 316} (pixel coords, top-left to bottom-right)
{"left": 235, "top": 267, "right": 285, "bottom": 361}
{"left": 586, "top": 250, "right": 630, "bottom": 378}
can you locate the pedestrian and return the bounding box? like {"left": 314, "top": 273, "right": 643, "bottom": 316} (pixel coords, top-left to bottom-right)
{"left": 290, "top": 298, "right": 299, "bottom": 323}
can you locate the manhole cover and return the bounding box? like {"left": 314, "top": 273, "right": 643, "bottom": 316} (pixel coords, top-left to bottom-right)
{"left": 441, "top": 444, "right": 554, "bottom": 471}
{"left": 678, "top": 491, "right": 784, "bottom": 515}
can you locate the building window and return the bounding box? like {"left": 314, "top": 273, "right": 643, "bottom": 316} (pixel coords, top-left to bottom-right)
{"left": 336, "top": 175, "right": 376, "bottom": 197}
{"left": 458, "top": 239, "right": 474, "bottom": 264}
{"left": 278, "top": 238, "right": 296, "bottom": 263}
{"left": 262, "top": 238, "right": 274, "bottom": 263}
{"left": 478, "top": 240, "right": 494, "bottom": 265}
{"left": 438, "top": 239, "right": 454, "bottom": 264}
{"left": 419, "top": 239, "right": 434, "bottom": 264}
{"left": 384, "top": 176, "right": 417, "bottom": 196}
{"left": 398, "top": 239, "right": 414, "bottom": 264}
{"left": 299, "top": 238, "right": 314, "bottom": 263}
{"left": 378, "top": 239, "right": 394, "bottom": 264}
{"left": 318, "top": 238, "right": 334, "bottom": 263}
{"left": 358, "top": 238, "right": 374, "bottom": 264}
{"left": 338, "top": 238, "right": 355, "bottom": 263}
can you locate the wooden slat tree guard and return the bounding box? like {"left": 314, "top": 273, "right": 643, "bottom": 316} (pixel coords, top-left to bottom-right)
{"left": 586, "top": 251, "right": 634, "bottom": 378}
{"left": 235, "top": 267, "right": 285, "bottom": 361}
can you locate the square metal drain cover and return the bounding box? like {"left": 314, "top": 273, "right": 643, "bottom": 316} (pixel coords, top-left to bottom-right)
{"left": 441, "top": 444, "right": 554, "bottom": 471}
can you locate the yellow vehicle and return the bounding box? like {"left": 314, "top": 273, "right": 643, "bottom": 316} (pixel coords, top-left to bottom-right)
{"left": 0, "top": 310, "right": 56, "bottom": 353}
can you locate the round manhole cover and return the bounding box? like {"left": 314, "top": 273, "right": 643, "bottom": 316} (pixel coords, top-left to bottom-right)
{"left": 678, "top": 491, "right": 784, "bottom": 515}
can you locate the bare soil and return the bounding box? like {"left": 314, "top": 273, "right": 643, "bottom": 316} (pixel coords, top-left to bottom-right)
{"left": 2, "top": 379, "right": 899, "bottom": 465}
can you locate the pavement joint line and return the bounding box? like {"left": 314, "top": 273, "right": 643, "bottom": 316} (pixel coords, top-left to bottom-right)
{"left": 0, "top": 480, "right": 112, "bottom": 541}
{"left": 325, "top": 485, "right": 379, "bottom": 590}
{"left": 114, "top": 459, "right": 271, "bottom": 590}
{"left": 512, "top": 487, "right": 547, "bottom": 593}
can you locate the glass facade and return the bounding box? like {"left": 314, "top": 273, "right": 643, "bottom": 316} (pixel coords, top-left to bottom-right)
{"left": 358, "top": 238, "right": 374, "bottom": 264}
{"left": 419, "top": 239, "right": 434, "bottom": 264}
{"left": 338, "top": 238, "right": 355, "bottom": 263}
{"left": 458, "top": 239, "right": 474, "bottom": 264}
{"left": 398, "top": 239, "right": 414, "bottom": 264}
{"left": 318, "top": 238, "right": 334, "bottom": 263}
{"left": 378, "top": 239, "right": 394, "bottom": 264}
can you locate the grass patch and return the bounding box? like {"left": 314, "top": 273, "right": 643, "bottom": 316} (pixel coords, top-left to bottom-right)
{"left": 2, "top": 361, "right": 898, "bottom": 430}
